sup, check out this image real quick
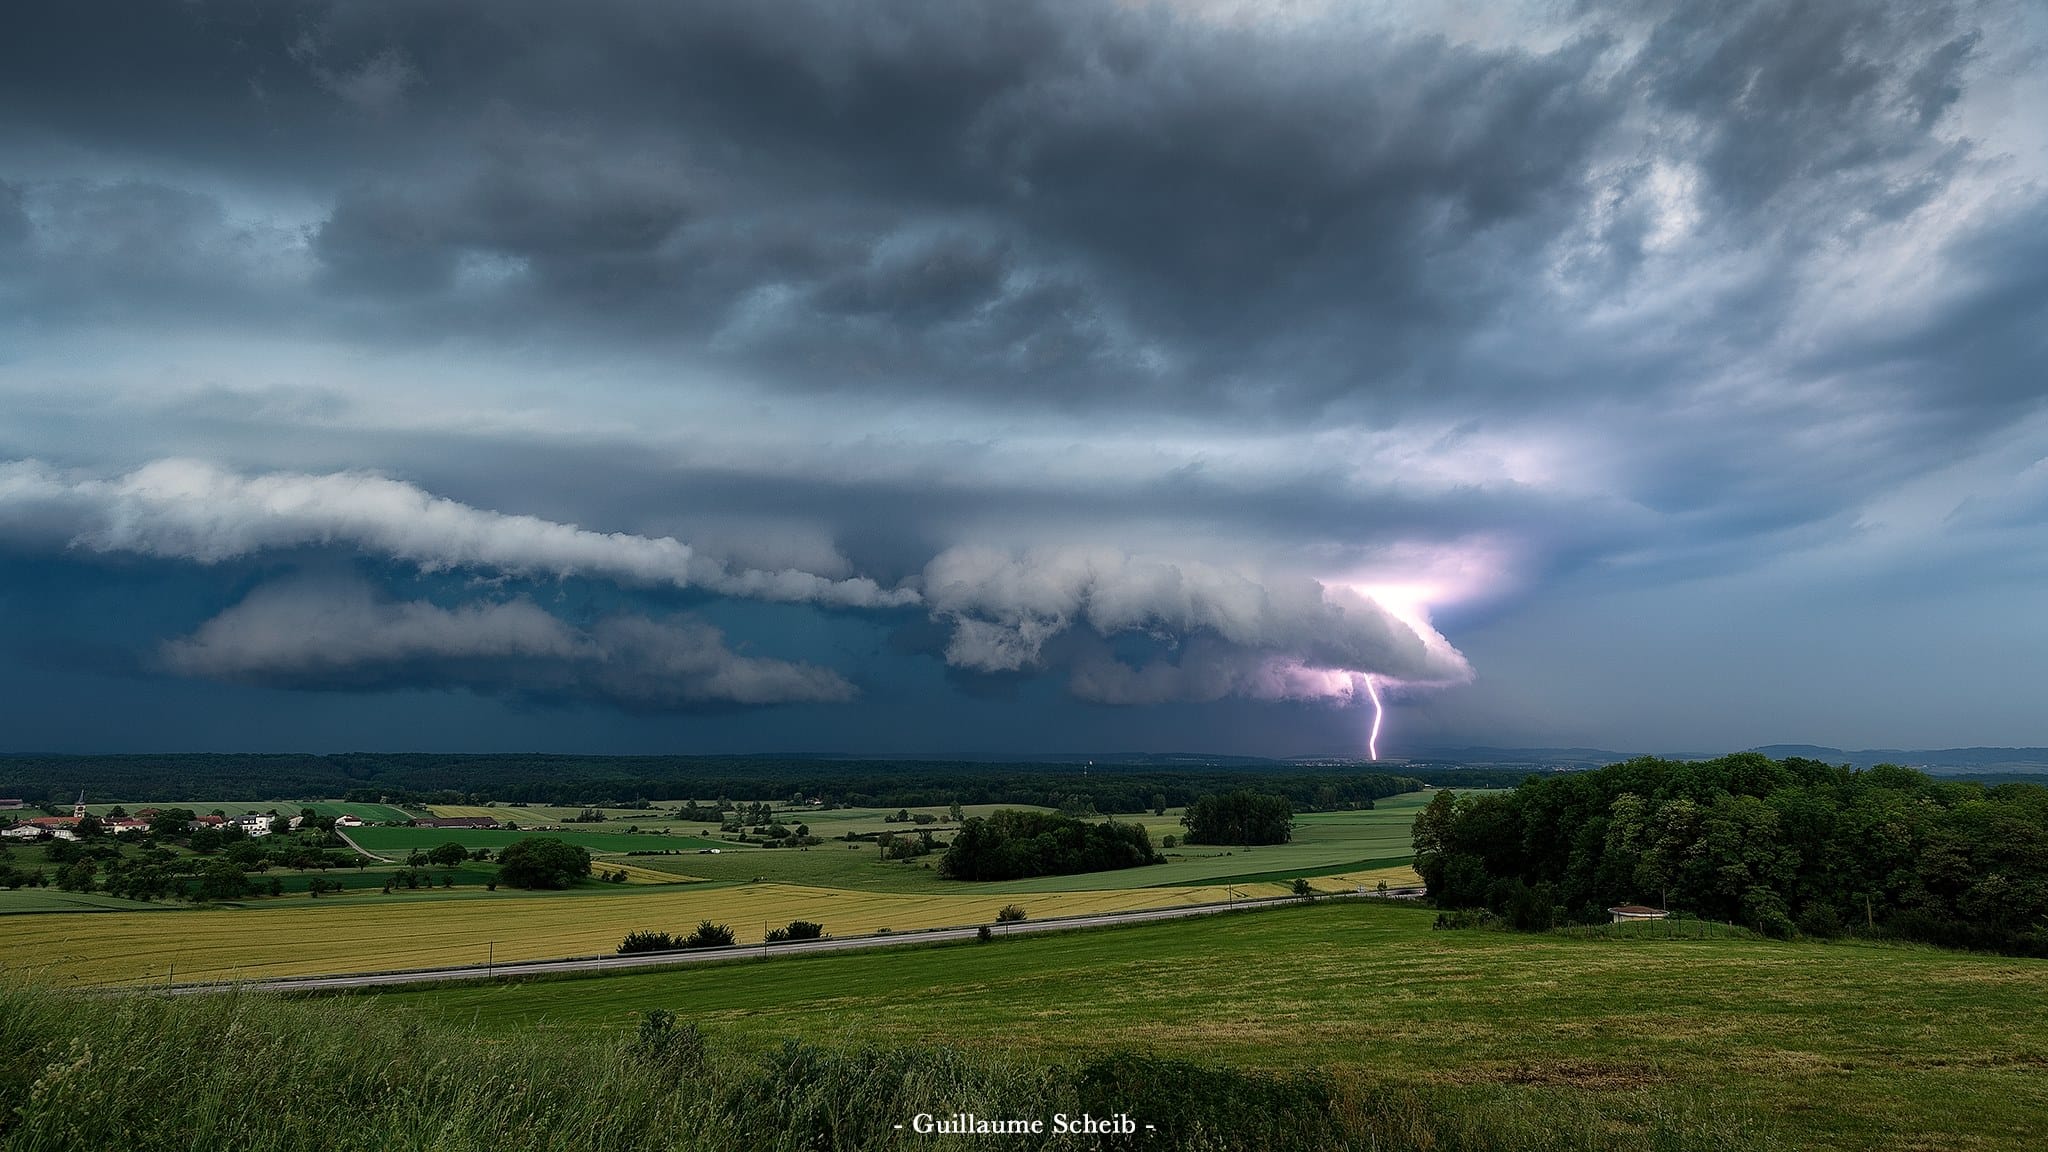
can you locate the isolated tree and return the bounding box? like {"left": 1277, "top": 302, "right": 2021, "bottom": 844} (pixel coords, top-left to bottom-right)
{"left": 496, "top": 837, "right": 592, "bottom": 890}
{"left": 1181, "top": 791, "right": 1293, "bottom": 846}
{"left": 427, "top": 841, "right": 470, "bottom": 869}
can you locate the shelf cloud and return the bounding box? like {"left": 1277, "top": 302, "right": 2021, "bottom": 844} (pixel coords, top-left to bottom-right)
{"left": 163, "top": 576, "right": 858, "bottom": 708}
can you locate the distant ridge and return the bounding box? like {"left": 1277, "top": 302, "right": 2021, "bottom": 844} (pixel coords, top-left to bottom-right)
{"left": 1405, "top": 746, "right": 1646, "bottom": 768}
{"left": 1749, "top": 745, "right": 2048, "bottom": 772}
{"left": 1399, "top": 745, "right": 2048, "bottom": 775}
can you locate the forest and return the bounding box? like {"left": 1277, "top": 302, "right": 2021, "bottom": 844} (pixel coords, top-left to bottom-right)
{"left": 1413, "top": 753, "right": 2048, "bottom": 954}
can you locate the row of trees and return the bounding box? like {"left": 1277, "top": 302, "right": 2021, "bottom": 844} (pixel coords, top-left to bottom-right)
{"left": 1413, "top": 754, "right": 2048, "bottom": 953}
{"left": 939, "top": 811, "right": 1162, "bottom": 881}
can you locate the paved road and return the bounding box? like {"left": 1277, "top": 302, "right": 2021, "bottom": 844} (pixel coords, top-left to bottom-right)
{"left": 158, "top": 889, "right": 1426, "bottom": 995}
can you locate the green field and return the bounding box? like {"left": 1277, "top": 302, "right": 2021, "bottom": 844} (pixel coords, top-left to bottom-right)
{"left": 365, "top": 899, "right": 2048, "bottom": 1151}
{"left": 0, "top": 889, "right": 170, "bottom": 914}
{"left": 347, "top": 826, "right": 728, "bottom": 856}
{"left": 615, "top": 796, "right": 1438, "bottom": 895}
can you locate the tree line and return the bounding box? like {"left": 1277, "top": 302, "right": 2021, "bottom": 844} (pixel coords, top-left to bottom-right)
{"left": 1413, "top": 753, "right": 2048, "bottom": 954}
{"left": 0, "top": 753, "right": 1422, "bottom": 814}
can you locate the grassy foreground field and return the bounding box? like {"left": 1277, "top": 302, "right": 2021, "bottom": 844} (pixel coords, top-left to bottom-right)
{"left": 362, "top": 900, "right": 2047, "bottom": 1152}
{"left": 1, "top": 976, "right": 1747, "bottom": 1152}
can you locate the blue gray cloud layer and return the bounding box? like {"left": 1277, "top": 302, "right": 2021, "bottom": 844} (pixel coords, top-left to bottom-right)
{"left": 0, "top": 0, "right": 2042, "bottom": 751}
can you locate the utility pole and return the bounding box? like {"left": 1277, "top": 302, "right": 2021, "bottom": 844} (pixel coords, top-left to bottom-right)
{"left": 487, "top": 941, "right": 493, "bottom": 977}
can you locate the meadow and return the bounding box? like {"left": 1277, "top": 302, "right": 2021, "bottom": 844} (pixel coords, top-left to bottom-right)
{"left": 346, "top": 826, "right": 728, "bottom": 856}
{"left": 361, "top": 899, "right": 2048, "bottom": 1152}
{"left": 0, "top": 889, "right": 168, "bottom": 914}
{"left": 617, "top": 796, "right": 1433, "bottom": 895}
{"left": 0, "top": 794, "right": 1427, "bottom": 984}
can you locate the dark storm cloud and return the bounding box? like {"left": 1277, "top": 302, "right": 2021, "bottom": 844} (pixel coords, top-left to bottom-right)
{"left": 0, "top": 0, "right": 1997, "bottom": 415}
{"left": 162, "top": 575, "right": 858, "bottom": 708}
{"left": 1636, "top": 0, "right": 1977, "bottom": 215}
{"left": 1, "top": 0, "right": 2042, "bottom": 745}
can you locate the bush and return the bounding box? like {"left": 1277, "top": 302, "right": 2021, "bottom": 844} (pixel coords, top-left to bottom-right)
{"left": 1797, "top": 903, "right": 1844, "bottom": 940}
{"left": 977, "top": 925, "right": 994, "bottom": 943}
{"left": 618, "top": 931, "right": 679, "bottom": 954}
{"left": 634, "top": 1008, "right": 706, "bottom": 1069}
{"left": 683, "top": 921, "right": 735, "bottom": 949}
{"left": 995, "top": 904, "right": 1028, "bottom": 923}
{"left": 765, "top": 920, "right": 824, "bottom": 942}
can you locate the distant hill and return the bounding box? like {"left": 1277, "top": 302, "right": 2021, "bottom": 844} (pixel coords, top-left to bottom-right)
{"left": 1402, "top": 744, "right": 2048, "bottom": 776}
{"left": 1404, "top": 746, "right": 1644, "bottom": 769}
{"left": 1750, "top": 745, "right": 2048, "bottom": 773}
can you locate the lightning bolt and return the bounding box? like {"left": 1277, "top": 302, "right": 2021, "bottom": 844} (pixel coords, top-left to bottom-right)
{"left": 1363, "top": 674, "right": 1384, "bottom": 762}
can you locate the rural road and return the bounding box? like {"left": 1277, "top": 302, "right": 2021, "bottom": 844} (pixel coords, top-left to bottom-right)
{"left": 161, "top": 888, "right": 1426, "bottom": 995}
{"left": 332, "top": 828, "right": 391, "bottom": 862}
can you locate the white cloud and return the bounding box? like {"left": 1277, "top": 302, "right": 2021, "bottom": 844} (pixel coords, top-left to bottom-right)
{"left": 0, "top": 458, "right": 918, "bottom": 609}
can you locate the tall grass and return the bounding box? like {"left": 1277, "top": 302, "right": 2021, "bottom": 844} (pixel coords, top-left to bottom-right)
{"left": 0, "top": 981, "right": 1777, "bottom": 1151}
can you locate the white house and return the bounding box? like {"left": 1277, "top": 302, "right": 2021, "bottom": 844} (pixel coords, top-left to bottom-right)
{"left": 229, "top": 813, "right": 275, "bottom": 837}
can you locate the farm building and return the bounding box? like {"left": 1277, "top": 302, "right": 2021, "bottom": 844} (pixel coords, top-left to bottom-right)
{"left": 413, "top": 817, "right": 500, "bottom": 830}
{"left": 0, "top": 799, "right": 23, "bottom": 810}
{"left": 1607, "top": 904, "right": 1669, "bottom": 923}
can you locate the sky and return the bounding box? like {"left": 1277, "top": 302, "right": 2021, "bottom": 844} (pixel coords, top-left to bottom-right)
{"left": 1, "top": 0, "right": 2045, "bottom": 758}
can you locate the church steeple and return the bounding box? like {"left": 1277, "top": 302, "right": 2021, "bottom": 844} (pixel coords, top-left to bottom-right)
{"left": 73, "top": 791, "right": 86, "bottom": 820}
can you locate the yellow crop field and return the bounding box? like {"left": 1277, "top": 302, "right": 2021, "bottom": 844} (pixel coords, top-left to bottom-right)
{"left": 3, "top": 881, "right": 1297, "bottom": 987}
{"left": 1318, "top": 863, "right": 1424, "bottom": 890}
